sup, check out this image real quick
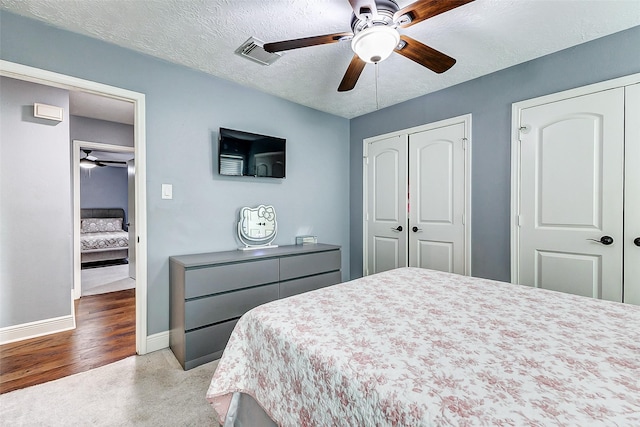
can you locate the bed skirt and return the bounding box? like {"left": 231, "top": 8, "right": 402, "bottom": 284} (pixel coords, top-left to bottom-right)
{"left": 81, "top": 248, "right": 128, "bottom": 264}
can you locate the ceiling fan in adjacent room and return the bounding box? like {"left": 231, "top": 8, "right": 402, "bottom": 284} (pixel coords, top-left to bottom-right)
{"left": 80, "top": 149, "right": 127, "bottom": 169}
{"left": 263, "top": 0, "right": 474, "bottom": 92}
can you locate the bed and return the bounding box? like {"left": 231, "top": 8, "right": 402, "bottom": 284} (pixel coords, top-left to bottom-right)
{"left": 206, "top": 267, "right": 640, "bottom": 426}
{"left": 80, "top": 208, "right": 129, "bottom": 265}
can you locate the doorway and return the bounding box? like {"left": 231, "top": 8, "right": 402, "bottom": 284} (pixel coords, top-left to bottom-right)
{"left": 0, "top": 60, "right": 149, "bottom": 354}
{"left": 73, "top": 141, "right": 135, "bottom": 298}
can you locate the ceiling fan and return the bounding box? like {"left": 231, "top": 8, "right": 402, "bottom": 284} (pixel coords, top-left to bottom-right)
{"left": 264, "top": 0, "right": 474, "bottom": 92}
{"left": 80, "top": 149, "right": 127, "bottom": 169}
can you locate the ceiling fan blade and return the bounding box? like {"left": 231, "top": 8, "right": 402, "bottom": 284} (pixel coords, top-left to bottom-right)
{"left": 395, "top": 35, "right": 456, "bottom": 74}
{"left": 97, "top": 160, "right": 127, "bottom": 165}
{"left": 338, "top": 55, "right": 367, "bottom": 92}
{"left": 348, "top": 0, "right": 378, "bottom": 19}
{"left": 394, "top": 0, "right": 474, "bottom": 28}
{"left": 264, "top": 32, "right": 353, "bottom": 53}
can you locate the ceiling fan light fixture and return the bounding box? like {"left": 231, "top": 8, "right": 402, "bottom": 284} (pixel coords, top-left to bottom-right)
{"left": 351, "top": 25, "right": 400, "bottom": 63}
{"left": 80, "top": 158, "right": 97, "bottom": 169}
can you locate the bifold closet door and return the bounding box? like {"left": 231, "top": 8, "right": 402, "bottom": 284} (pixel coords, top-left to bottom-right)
{"left": 365, "top": 134, "right": 408, "bottom": 275}
{"left": 408, "top": 123, "right": 466, "bottom": 273}
{"left": 517, "top": 88, "right": 625, "bottom": 301}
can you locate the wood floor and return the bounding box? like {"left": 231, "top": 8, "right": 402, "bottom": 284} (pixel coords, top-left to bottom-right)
{"left": 0, "top": 289, "right": 136, "bottom": 394}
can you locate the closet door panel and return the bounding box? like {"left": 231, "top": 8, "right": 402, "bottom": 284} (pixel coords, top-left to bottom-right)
{"left": 415, "top": 241, "right": 453, "bottom": 273}
{"left": 415, "top": 141, "right": 453, "bottom": 223}
{"left": 624, "top": 83, "right": 640, "bottom": 305}
{"left": 408, "top": 123, "right": 465, "bottom": 273}
{"left": 518, "top": 88, "right": 624, "bottom": 301}
{"left": 365, "top": 134, "right": 408, "bottom": 275}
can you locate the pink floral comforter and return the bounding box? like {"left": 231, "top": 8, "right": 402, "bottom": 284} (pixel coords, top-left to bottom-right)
{"left": 206, "top": 267, "right": 640, "bottom": 426}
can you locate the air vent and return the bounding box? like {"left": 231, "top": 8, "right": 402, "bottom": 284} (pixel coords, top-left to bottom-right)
{"left": 235, "top": 37, "right": 282, "bottom": 66}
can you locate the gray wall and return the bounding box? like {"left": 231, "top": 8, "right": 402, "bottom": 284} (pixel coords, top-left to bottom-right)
{"left": 70, "top": 115, "right": 134, "bottom": 148}
{"left": 71, "top": 115, "right": 134, "bottom": 221}
{"left": 80, "top": 167, "right": 129, "bottom": 221}
{"left": 1, "top": 12, "right": 350, "bottom": 335}
{"left": 350, "top": 25, "right": 640, "bottom": 281}
{"left": 0, "top": 77, "right": 72, "bottom": 327}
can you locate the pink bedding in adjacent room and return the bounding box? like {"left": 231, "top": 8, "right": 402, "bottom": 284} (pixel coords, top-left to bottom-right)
{"left": 207, "top": 267, "right": 640, "bottom": 426}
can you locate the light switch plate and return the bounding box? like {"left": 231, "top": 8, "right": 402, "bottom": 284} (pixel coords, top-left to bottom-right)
{"left": 162, "top": 184, "right": 173, "bottom": 199}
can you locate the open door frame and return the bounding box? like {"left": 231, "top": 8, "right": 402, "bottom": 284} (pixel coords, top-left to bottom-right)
{"left": 0, "top": 60, "right": 149, "bottom": 355}
{"left": 72, "top": 140, "right": 135, "bottom": 298}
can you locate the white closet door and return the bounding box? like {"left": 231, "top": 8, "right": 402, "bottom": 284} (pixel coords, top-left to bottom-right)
{"left": 365, "top": 134, "right": 408, "bottom": 275}
{"left": 518, "top": 88, "right": 625, "bottom": 301}
{"left": 408, "top": 123, "right": 466, "bottom": 273}
{"left": 624, "top": 83, "right": 640, "bottom": 305}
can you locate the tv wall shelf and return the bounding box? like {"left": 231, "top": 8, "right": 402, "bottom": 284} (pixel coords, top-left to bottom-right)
{"left": 169, "top": 243, "right": 341, "bottom": 370}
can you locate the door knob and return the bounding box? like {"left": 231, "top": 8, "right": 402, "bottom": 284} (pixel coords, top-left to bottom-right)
{"left": 412, "top": 226, "right": 422, "bottom": 232}
{"left": 391, "top": 226, "right": 403, "bottom": 232}
{"left": 587, "top": 236, "right": 614, "bottom": 245}
{"left": 635, "top": 237, "right": 640, "bottom": 247}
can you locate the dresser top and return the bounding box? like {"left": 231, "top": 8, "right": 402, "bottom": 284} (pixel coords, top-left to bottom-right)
{"left": 170, "top": 243, "right": 340, "bottom": 268}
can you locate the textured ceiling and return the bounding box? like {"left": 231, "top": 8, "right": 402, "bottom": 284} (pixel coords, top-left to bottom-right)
{"left": 2, "top": 0, "right": 640, "bottom": 119}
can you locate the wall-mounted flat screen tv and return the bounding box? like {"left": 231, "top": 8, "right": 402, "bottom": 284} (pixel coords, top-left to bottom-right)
{"left": 218, "top": 128, "right": 286, "bottom": 178}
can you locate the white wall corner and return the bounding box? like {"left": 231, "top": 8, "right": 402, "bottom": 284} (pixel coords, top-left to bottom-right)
{"left": 0, "top": 315, "right": 75, "bottom": 345}
{"left": 145, "top": 330, "right": 170, "bottom": 354}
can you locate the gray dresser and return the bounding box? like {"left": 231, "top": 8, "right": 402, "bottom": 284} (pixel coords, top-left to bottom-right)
{"left": 169, "top": 244, "right": 341, "bottom": 370}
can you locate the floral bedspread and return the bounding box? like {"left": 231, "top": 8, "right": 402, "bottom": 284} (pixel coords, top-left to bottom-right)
{"left": 80, "top": 231, "right": 128, "bottom": 251}
{"left": 206, "top": 267, "right": 640, "bottom": 426}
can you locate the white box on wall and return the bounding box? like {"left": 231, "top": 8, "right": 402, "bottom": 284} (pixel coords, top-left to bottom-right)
{"left": 33, "top": 103, "right": 63, "bottom": 122}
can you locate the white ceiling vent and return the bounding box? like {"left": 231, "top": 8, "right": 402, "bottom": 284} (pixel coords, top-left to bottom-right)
{"left": 235, "top": 37, "right": 282, "bottom": 66}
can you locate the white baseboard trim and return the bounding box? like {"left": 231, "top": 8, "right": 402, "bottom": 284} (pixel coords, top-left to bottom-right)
{"left": 145, "top": 330, "right": 169, "bottom": 354}
{"left": 0, "top": 319, "right": 170, "bottom": 353}
{"left": 0, "top": 315, "right": 75, "bottom": 345}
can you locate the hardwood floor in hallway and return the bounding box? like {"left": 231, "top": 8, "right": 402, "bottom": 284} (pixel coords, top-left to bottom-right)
{"left": 0, "top": 289, "right": 136, "bottom": 394}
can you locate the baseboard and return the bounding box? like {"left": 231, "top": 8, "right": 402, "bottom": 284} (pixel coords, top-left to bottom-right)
{"left": 0, "top": 321, "right": 169, "bottom": 351}
{"left": 145, "top": 330, "right": 169, "bottom": 353}
{"left": 0, "top": 315, "right": 75, "bottom": 345}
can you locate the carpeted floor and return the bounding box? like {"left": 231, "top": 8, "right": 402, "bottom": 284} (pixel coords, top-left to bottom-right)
{"left": 0, "top": 349, "right": 220, "bottom": 426}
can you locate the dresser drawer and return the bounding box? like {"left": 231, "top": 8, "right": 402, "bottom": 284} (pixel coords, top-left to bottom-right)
{"left": 184, "top": 258, "right": 279, "bottom": 299}
{"left": 280, "top": 270, "right": 342, "bottom": 298}
{"left": 185, "top": 283, "right": 278, "bottom": 330}
{"left": 184, "top": 319, "right": 238, "bottom": 367}
{"left": 279, "top": 249, "right": 341, "bottom": 281}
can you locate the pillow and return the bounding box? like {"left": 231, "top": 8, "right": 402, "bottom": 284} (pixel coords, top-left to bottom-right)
{"left": 81, "top": 217, "right": 123, "bottom": 233}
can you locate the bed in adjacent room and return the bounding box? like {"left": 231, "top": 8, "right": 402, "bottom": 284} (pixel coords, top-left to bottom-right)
{"left": 80, "top": 208, "right": 129, "bottom": 265}
{"left": 206, "top": 267, "right": 640, "bottom": 426}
